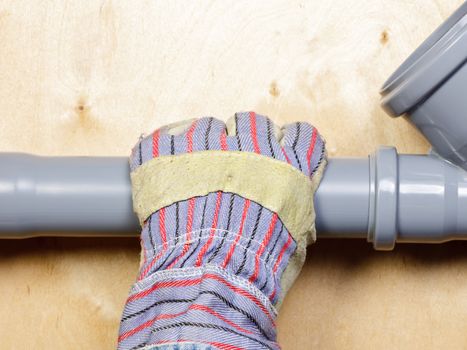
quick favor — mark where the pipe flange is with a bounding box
[368,146,398,250]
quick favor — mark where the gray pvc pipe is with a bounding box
[312,157,369,239]
[1,150,467,250]
[0,153,139,238]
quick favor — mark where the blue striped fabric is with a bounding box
[137,344,215,350]
[119,112,325,350]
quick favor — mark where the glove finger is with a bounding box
[132,117,229,168]
[156,117,228,156]
[226,112,287,160]
[181,116,227,152]
[280,122,325,177]
[151,118,196,157]
[148,118,198,156]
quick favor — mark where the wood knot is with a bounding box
[269,81,280,97]
[380,30,389,45]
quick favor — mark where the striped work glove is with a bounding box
[118,112,326,350]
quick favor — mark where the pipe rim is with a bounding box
[380,2,467,116]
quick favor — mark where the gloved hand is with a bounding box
[118,112,326,350]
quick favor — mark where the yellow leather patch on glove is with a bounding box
[131,150,324,243]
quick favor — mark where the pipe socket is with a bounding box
[315,147,467,250]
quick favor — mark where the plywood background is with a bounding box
[0,1,466,349]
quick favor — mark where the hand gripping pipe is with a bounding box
[0,1,466,251]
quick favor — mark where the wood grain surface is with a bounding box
[0,1,466,349]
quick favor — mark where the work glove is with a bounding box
[118,112,326,350]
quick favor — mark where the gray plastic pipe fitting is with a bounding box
[317,148,467,250]
[381,1,467,170]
